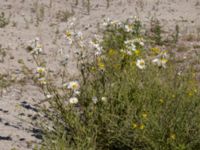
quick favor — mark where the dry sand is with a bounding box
[0,0,200,149]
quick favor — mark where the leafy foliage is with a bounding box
[38,19,200,150]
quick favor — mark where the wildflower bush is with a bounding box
[35,18,200,150]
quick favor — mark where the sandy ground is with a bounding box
[0,0,200,149]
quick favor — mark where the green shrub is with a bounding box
[38,18,200,150]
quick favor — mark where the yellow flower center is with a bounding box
[134,50,140,56]
[142,113,147,119]
[132,123,138,129]
[139,124,145,130]
[66,31,71,37]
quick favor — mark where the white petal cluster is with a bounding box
[152,58,168,68]
[136,59,146,70]
[69,97,78,104]
[124,39,136,54]
[152,51,169,68]
[63,81,80,91]
[27,37,43,55]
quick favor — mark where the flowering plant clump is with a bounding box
[27,37,43,55]
[37,18,200,150]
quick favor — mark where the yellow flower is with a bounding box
[142,113,147,119]
[132,123,138,129]
[139,124,145,130]
[151,47,160,54]
[159,99,164,104]
[170,133,176,140]
[98,62,105,70]
[187,89,197,96]
[108,48,116,56]
[134,49,140,56]
[37,67,45,74]
[188,91,193,96]
[161,58,168,63]
[97,57,105,70]
[65,31,72,38]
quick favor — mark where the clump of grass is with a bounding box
[31,18,200,150]
[0,74,12,89]
[106,0,110,8]
[0,12,9,28]
[31,1,45,26]
[0,44,7,63]
[172,25,179,43]
[56,10,74,22]
[150,19,163,45]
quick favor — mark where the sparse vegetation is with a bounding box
[150,19,163,45]
[172,25,179,43]
[0,12,9,28]
[0,45,6,63]
[0,1,200,149]
[26,18,200,150]
[56,10,74,22]
[0,74,12,90]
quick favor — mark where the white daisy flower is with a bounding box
[101,97,107,103]
[69,97,78,104]
[36,67,45,74]
[124,40,136,51]
[152,58,160,65]
[64,81,80,91]
[139,41,144,46]
[46,94,53,99]
[152,58,167,68]
[125,25,132,32]
[136,59,146,69]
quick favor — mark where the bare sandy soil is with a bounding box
[0,0,200,149]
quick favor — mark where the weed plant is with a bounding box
[0,12,9,28]
[32,18,200,150]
